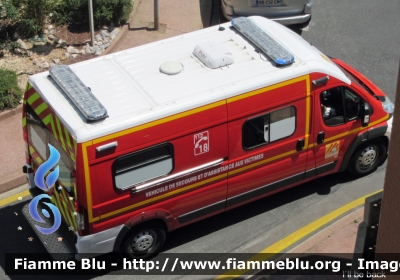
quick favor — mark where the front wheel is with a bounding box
[348,139,387,177]
[121,223,166,260]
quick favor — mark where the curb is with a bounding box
[0,104,22,122]
[288,207,364,254]
[101,0,140,56]
[101,23,129,56]
[0,174,26,195]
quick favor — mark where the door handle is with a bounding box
[296,138,305,151]
[317,131,325,144]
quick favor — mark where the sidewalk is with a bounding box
[0,106,26,194]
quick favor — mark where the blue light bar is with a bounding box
[231,17,295,66]
[49,65,108,122]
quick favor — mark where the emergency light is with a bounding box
[49,65,108,122]
[231,17,295,66]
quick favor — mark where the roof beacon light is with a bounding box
[231,17,294,66]
[49,65,108,122]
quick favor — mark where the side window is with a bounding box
[243,106,296,149]
[344,88,361,121]
[113,144,174,190]
[320,87,362,126]
[320,87,345,126]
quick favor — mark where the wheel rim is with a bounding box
[357,145,377,169]
[131,230,156,252]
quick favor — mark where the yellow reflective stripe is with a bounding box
[42,114,52,125]
[228,149,297,176]
[53,190,68,225]
[27,92,40,105]
[25,83,32,91]
[64,127,73,151]
[61,199,74,228]
[227,75,308,103]
[49,116,58,141]
[34,102,48,115]
[22,117,26,127]
[55,116,66,150]
[60,189,77,229]
[304,75,311,149]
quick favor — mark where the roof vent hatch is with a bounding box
[193,41,234,69]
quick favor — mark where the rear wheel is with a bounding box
[121,223,166,260]
[348,139,386,177]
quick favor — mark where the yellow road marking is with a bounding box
[0,190,31,207]
[216,189,382,279]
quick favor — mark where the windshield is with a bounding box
[26,104,75,195]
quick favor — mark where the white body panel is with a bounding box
[28,16,350,143]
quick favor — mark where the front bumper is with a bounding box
[385,115,393,140]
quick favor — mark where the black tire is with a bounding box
[121,223,166,260]
[348,139,387,177]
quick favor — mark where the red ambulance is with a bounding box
[22,16,393,259]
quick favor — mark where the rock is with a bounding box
[97,41,103,46]
[103,43,110,49]
[32,59,38,65]
[67,46,74,53]
[108,22,115,32]
[48,35,56,40]
[49,29,55,35]
[44,30,49,34]
[47,25,53,30]
[40,62,50,68]
[12,32,20,41]
[110,29,119,40]
[60,42,68,48]
[95,49,102,55]
[55,38,63,44]
[103,38,109,44]
[71,54,78,58]
[52,58,60,64]
[95,34,102,41]
[72,48,80,54]
[64,53,70,58]
[50,63,55,68]
[14,48,22,54]
[80,49,86,55]
[16,39,28,50]
[102,25,108,30]
[85,44,91,53]
[26,50,33,57]
[101,30,110,38]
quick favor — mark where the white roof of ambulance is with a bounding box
[28,16,350,143]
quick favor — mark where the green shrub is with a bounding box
[0,68,23,110]
[53,0,132,26]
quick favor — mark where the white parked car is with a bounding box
[221,0,312,26]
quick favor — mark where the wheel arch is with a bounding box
[339,125,388,172]
[113,210,172,252]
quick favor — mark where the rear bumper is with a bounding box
[221,1,312,25]
[75,224,128,259]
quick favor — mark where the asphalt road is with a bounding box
[1,0,399,279]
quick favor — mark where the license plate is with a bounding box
[257,0,282,6]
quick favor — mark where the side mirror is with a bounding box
[361,102,371,127]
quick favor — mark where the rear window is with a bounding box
[26,105,75,194]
